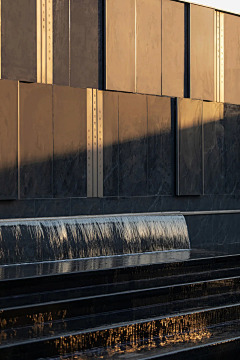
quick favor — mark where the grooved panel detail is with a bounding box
[37,0,53,84]
[215,11,224,103]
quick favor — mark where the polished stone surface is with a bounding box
[19,83,53,198]
[223,104,240,195]
[119,93,148,196]
[177,98,203,195]
[35,198,71,218]
[70,0,99,88]
[103,91,119,197]
[1,0,36,82]
[53,85,87,197]
[105,0,135,92]
[224,13,240,105]
[0,80,18,199]
[203,102,224,194]
[190,4,214,101]
[147,96,173,195]
[136,0,161,95]
[162,0,184,97]
[53,0,70,86]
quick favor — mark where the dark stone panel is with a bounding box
[103,91,119,197]
[0,80,18,199]
[203,102,224,195]
[162,195,212,212]
[162,0,184,98]
[105,0,135,93]
[147,96,173,195]
[212,214,237,245]
[223,104,240,195]
[19,83,53,199]
[190,4,214,101]
[136,0,161,95]
[119,93,147,196]
[177,98,203,196]
[212,195,236,211]
[71,198,104,216]
[0,200,35,219]
[1,0,36,82]
[53,85,87,198]
[103,196,161,215]
[35,199,71,217]
[185,215,213,248]
[224,14,240,105]
[70,0,99,88]
[53,0,69,86]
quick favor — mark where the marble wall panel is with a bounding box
[185,215,213,248]
[0,80,18,199]
[136,0,161,95]
[53,85,87,198]
[105,0,135,92]
[224,14,240,105]
[177,98,203,196]
[147,96,173,195]
[19,83,53,198]
[53,0,69,86]
[223,104,240,195]
[119,93,147,196]
[70,0,99,88]
[103,91,119,197]
[1,0,36,82]
[190,4,214,101]
[203,102,224,194]
[162,0,184,98]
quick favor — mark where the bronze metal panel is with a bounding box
[136,0,161,95]
[224,14,240,105]
[53,85,87,197]
[19,83,53,198]
[97,90,103,198]
[103,91,119,197]
[177,98,203,196]
[0,80,18,199]
[1,0,36,82]
[70,0,99,88]
[119,92,147,196]
[92,89,98,197]
[162,0,184,97]
[106,0,135,93]
[87,89,93,197]
[53,0,69,86]
[190,4,214,101]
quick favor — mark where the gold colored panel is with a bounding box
[106,0,135,92]
[87,88,93,198]
[41,0,46,83]
[37,0,42,83]
[136,0,161,95]
[0,0,1,80]
[97,90,103,198]
[46,0,53,84]
[92,89,98,197]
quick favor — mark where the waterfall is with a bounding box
[0,214,190,264]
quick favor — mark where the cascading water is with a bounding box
[0,214,190,264]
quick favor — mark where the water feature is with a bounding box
[0,214,190,264]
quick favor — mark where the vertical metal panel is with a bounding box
[92,89,98,197]
[37,0,42,83]
[105,0,135,92]
[224,13,240,105]
[190,4,214,101]
[176,98,180,196]
[46,0,53,84]
[0,0,2,79]
[97,90,103,198]
[87,88,93,197]
[162,0,184,97]
[136,0,162,95]
[41,0,46,83]
[220,12,224,103]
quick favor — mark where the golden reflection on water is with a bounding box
[53,315,211,358]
